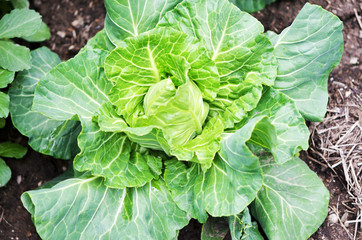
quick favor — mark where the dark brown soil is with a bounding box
[0,0,360,239]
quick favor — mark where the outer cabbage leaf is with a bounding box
[228,208,263,240]
[33,49,112,121]
[160,0,277,126]
[0,8,41,39]
[0,40,31,71]
[9,47,80,159]
[74,118,162,189]
[230,0,276,13]
[200,208,263,240]
[247,88,309,164]
[0,91,9,118]
[22,176,189,240]
[105,27,219,114]
[0,158,11,187]
[22,22,51,42]
[0,118,5,128]
[81,29,115,53]
[104,0,182,42]
[251,157,329,240]
[164,116,278,221]
[271,3,343,121]
[0,68,15,88]
[10,0,30,9]
[0,141,27,158]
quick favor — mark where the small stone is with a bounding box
[328,213,338,224]
[62,166,67,172]
[16,175,22,184]
[57,31,66,38]
[350,57,358,65]
[72,16,84,28]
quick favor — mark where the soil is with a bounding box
[0,0,361,239]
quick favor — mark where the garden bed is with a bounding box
[0,0,360,239]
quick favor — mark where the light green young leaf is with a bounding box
[104,0,182,41]
[137,80,209,147]
[0,141,27,159]
[0,158,11,187]
[251,157,329,240]
[248,87,309,164]
[0,91,9,118]
[9,47,81,159]
[10,0,29,9]
[201,217,229,240]
[0,40,31,71]
[22,177,189,240]
[74,118,162,189]
[271,3,343,121]
[170,116,224,170]
[0,8,41,38]
[160,0,276,124]
[160,0,276,86]
[165,117,272,221]
[209,82,262,129]
[22,22,51,42]
[105,27,219,118]
[229,0,276,13]
[0,68,15,88]
[33,49,112,121]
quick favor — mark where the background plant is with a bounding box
[9,0,343,239]
[0,0,50,187]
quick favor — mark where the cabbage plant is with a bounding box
[10,0,343,239]
[230,0,277,12]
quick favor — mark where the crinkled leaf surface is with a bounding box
[9,47,80,159]
[160,0,276,124]
[104,0,182,42]
[22,176,189,240]
[136,80,209,148]
[248,88,309,164]
[271,3,343,121]
[0,158,11,187]
[0,40,31,71]
[160,0,276,87]
[251,157,329,240]
[0,91,9,118]
[165,116,274,221]
[229,0,276,13]
[74,118,162,188]
[33,49,112,121]
[0,68,15,88]
[170,116,224,170]
[105,27,219,116]
[0,141,27,159]
[0,8,41,39]
[22,22,51,42]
